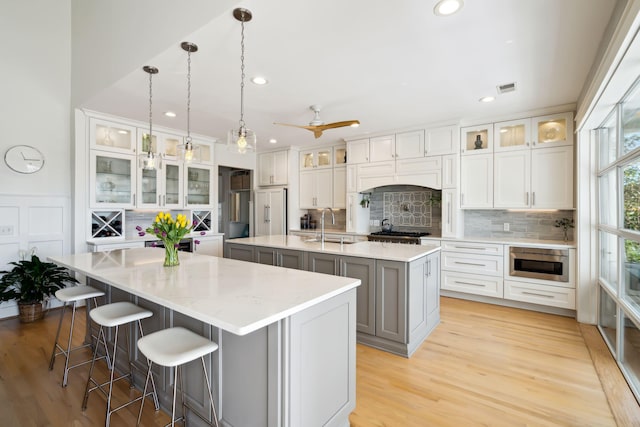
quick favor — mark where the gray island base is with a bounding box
[225,235,441,358]
[49,248,359,427]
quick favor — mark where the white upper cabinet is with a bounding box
[299,169,333,209]
[530,145,574,209]
[300,148,333,170]
[90,151,136,209]
[493,151,531,208]
[494,119,531,152]
[461,124,493,155]
[346,165,357,193]
[425,126,457,156]
[531,112,574,148]
[90,118,136,154]
[369,135,396,162]
[347,138,370,163]
[136,160,184,209]
[333,166,346,209]
[184,165,213,208]
[442,154,457,189]
[334,146,347,166]
[258,150,288,186]
[460,154,493,209]
[395,130,424,159]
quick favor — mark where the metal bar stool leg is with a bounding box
[48,301,68,371]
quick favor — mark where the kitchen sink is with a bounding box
[304,238,355,244]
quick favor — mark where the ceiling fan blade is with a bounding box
[317,120,360,131]
[273,122,316,130]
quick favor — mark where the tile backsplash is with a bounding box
[370,185,442,234]
[464,210,575,241]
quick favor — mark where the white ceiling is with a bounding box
[81,0,617,151]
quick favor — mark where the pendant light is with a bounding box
[139,65,162,170]
[177,41,201,163]
[227,8,256,154]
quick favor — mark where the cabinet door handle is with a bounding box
[460,193,464,205]
[522,291,554,299]
[163,195,166,206]
[454,280,485,287]
[185,196,188,206]
[158,195,161,205]
[447,200,452,225]
[133,193,136,205]
[526,142,530,147]
[532,192,535,206]
[454,261,486,267]
[525,192,529,205]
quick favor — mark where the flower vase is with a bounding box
[164,244,180,267]
[563,229,569,242]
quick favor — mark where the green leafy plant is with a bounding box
[554,218,574,231]
[0,255,79,304]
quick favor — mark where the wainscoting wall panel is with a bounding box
[0,195,71,319]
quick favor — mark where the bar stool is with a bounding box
[137,327,220,427]
[48,285,110,387]
[82,301,159,427]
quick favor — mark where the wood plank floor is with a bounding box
[0,297,637,426]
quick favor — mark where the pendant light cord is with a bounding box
[239,12,246,130]
[186,48,192,143]
[148,70,153,151]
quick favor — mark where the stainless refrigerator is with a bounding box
[254,188,287,236]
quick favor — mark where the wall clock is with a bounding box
[4,145,45,174]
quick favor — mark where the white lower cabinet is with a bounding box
[504,280,575,310]
[442,270,503,298]
[193,235,223,257]
[441,240,575,312]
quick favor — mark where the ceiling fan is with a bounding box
[274,105,360,139]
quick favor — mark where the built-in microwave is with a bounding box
[509,246,569,283]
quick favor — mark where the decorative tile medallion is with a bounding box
[383,191,433,227]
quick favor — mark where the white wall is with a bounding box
[0,0,72,196]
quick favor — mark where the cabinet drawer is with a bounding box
[504,280,575,309]
[441,252,503,276]
[441,240,503,255]
[442,271,503,298]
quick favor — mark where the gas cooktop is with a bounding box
[369,231,431,237]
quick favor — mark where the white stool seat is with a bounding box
[55,285,104,302]
[138,327,219,367]
[89,301,152,327]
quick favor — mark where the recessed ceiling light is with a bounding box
[433,0,464,16]
[269,138,277,144]
[479,96,495,103]
[251,76,268,85]
[164,111,177,118]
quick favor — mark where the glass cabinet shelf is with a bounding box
[90,210,124,238]
[461,125,493,154]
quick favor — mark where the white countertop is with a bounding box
[227,235,441,262]
[49,248,359,336]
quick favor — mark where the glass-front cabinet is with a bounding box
[494,119,531,151]
[90,118,136,154]
[185,166,212,208]
[90,151,136,208]
[531,112,573,148]
[461,124,493,154]
[334,146,347,166]
[136,159,183,209]
[137,129,182,160]
[300,148,332,169]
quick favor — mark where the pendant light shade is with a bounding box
[139,65,162,170]
[177,41,201,163]
[228,8,256,153]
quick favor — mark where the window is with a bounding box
[596,76,640,403]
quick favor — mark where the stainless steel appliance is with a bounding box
[367,231,430,244]
[145,238,193,252]
[509,246,569,282]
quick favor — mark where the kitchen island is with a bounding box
[225,235,441,357]
[49,247,360,427]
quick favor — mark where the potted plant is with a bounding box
[0,254,79,323]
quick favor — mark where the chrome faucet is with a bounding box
[320,208,335,246]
